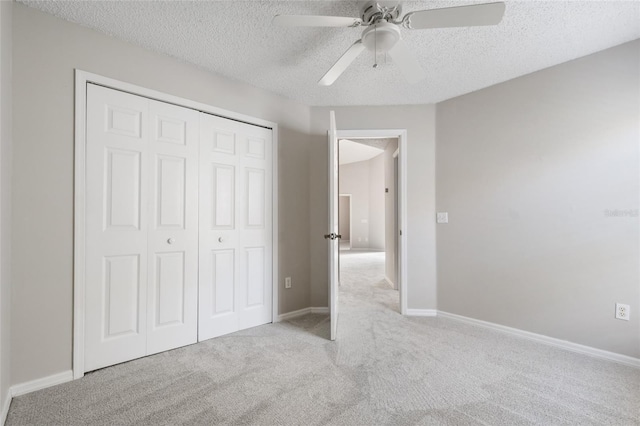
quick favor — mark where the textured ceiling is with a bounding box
[339,139,385,165]
[19,0,640,106]
[343,138,395,151]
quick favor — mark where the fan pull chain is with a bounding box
[373,24,378,69]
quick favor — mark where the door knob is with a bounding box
[167,238,175,244]
[218,237,224,243]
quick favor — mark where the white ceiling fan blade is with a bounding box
[405,2,505,29]
[273,15,362,27]
[388,40,425,84]
[318,40,366,86]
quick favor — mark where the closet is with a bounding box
[84,84,272,372]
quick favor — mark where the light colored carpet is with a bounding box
[7,251,640,425]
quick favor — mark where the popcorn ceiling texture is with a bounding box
[342,138,395,151]
[18,1,640,106]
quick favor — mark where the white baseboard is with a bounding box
[278,307,329,321]
[437,311,640,369]
[383,276,395,289]
[406,309,437,317]
[1,390,10,425]
[11,370,73,397]
[277,307,312,321]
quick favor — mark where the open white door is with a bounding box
[327,111,339,341]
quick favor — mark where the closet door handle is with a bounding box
[167,238,175,244]
[218,237,224,243]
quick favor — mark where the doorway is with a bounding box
[335,132,407,314]
[325,114,408,338]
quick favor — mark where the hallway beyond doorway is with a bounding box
[340,250,398,313]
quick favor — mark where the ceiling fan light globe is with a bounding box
[361,21,401,53]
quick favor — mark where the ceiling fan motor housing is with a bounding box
[361,21,401,53]
[360,1,403,24]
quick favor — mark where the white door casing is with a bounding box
[198,113,273,341]
[85,84,199,371]
[393,153,400,289]
[328,111,339,341]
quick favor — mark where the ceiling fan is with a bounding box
[273,1,506,86]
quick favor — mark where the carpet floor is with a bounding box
[6,251,640,425]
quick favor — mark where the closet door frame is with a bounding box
[73,70,279,380]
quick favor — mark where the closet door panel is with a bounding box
[86,86,200,370]
[237,126,272,331]
[85,83,271,370]
[199,115,241,340]
[146,99,199,356]
[199,114,272,340]
[85,84,149,372]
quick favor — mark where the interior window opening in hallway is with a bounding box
[338,137,400,313]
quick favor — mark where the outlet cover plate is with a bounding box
[615,303,630,320]
[437,212,449,224]
[285,277,292,289]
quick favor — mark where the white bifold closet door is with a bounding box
[198,114,273,341]
[85,84,199,372]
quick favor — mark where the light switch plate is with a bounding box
[437,212,449,224]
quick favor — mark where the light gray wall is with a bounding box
[436,40,640,358]
[368,153,385,250]
[11,4,312,385]
[384,139,398,286]
[0,0,12,414]
[338,196,350,241]
[339,160,370,249]
[310,106,437,310]
[339,155,385,250]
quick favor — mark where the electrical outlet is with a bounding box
[285,277,292,289]
[436,212,449,224]
[615,303,630,321]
